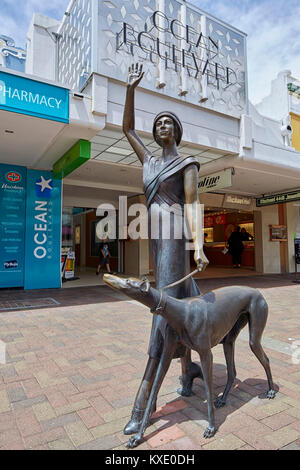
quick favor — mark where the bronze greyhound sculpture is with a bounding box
[104,274,276,448]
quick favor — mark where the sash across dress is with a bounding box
[143,153,201,358]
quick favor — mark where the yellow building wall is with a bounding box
[291,112,300,151]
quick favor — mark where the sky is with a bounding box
[1,0,300,104]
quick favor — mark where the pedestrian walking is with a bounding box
[96,237,111,275]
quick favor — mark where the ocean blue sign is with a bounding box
[0,164,27,288]
[24,170,62,290]
[0,70,69,123]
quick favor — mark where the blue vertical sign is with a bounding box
[24,170,62,290]
[0,164,27,287]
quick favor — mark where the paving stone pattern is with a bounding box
[0,274,299,450]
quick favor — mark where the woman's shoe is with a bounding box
[124,402,157,435]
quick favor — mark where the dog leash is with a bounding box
[150,264,202,313]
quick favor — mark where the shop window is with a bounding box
[62,208,73,248]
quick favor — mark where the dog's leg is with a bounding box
[249,299,276,399]
[199,350,216,438]
[124,357,158,435]
[178,348,203,397]
[249,334,276,399]
[215,338,236,408]
[126,327,177,449]
[215,314,248,408]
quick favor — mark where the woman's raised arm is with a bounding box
[123,63,150,164]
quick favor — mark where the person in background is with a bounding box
[96,237,111,275]
[228,226,244,268]
[241,227,254,241]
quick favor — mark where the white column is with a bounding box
[156,0,166,89]
[179,2,188,96]
[199,15,208,102]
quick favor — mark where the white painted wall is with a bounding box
[26,14,59,81]
[259,205,281,273]
[255,70,290,122]
[105,80,240,154]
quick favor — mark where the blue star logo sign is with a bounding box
[35,176,53,198]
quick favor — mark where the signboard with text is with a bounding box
[24,170,62,290]
[0,70,69,123]
[256,190,300,207]
[198,169,232,193]
[58,0,247,118]
[0,164,27,288]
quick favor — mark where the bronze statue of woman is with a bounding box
[122,63,209,435]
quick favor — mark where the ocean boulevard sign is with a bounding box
[256,190,300,207]
[96,0,247,118]
[24,170,62,290]
[118,13,236,86]
[0,70,69,123]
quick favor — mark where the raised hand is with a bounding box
[127,63,144,89]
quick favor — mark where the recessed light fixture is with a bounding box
[5,130,14,134]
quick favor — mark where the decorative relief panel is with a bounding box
[97,0,247,118]
[58,0,92,90]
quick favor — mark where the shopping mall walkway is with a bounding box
[0,273,299,450]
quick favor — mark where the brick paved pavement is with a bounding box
[0,274,299,450]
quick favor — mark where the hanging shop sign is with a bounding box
[224,194,253,210]
[95,0,247,118]
[24,170,62,290]
[0,70,69,123]
[256,190,300,207]
[198,169,232,194]
[53,140,91,180]
[0,164,27,288]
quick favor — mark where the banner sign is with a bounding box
[0,164,27,287]
[0,70,69,123]
[256,190,300,207]
[198,169,232,193]
[64,251,75,280]
[24,170,62,290]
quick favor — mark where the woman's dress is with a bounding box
[143,153,200,358]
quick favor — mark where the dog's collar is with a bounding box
[150,290,167,314]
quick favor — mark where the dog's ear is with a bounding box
[140,278,150,293]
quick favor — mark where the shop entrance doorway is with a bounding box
[61,207,121,287]
[199,207,256,273]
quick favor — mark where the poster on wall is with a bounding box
[24,170,62,290]
[0,164,27,288]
